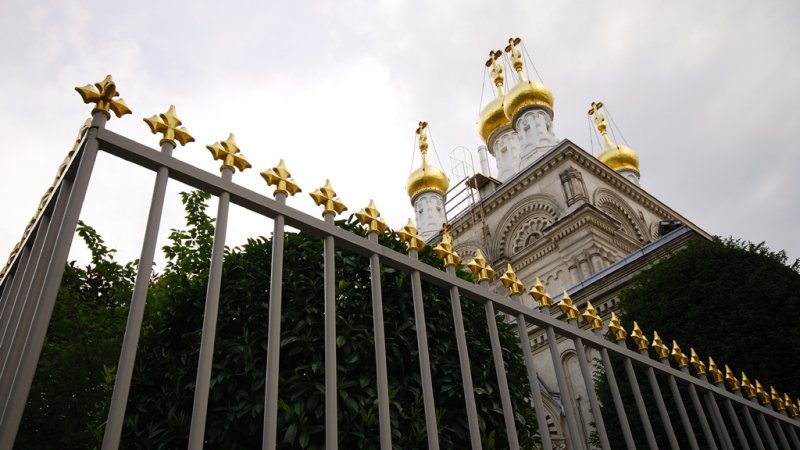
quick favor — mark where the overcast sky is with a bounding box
[1,0,799,270]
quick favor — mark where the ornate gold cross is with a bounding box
[557,291,579,321]
[499,264,525,295]
[608,312,628,341]
[466,249,495,283]
[261,159,301,197]
[689,348,706,374]
[355,200,388,234]
[588,101,608,134]
[416,121,429,154]
[396,219,425,251]
[144,105,194,147]
[485,50,505,90]
[310,179,346,216]
[504,37,524,77]
[671,341,688,368]
[75,75,132,118]
[206,134,251,172]
[581,301,603,330]
[630,322,649,350]
[433,224,460,267]
[651,331,669,359]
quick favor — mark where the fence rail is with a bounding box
[0,83,798,449]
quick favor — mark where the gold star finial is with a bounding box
[770,387,785,411]
[707,357,723,383]
[206,133,251,172]
[433,224,460,267]
[581,301,603,330]
[755,380,769,405]
[557,291,579,321]
[355,200,389,235]
[466,249,495,283]
[416,121,429,155]
[499,264,525,295]
[724,365,740,391]
[528,277,552,307]
[144,105,194,147]
[608,312,628,341]
[75,75,132,119]
[689,348,706,375]
[396,219,425,251]
[261,159,301,197]
[630,322,649,351]
[651,332,669,359]
[309,179,347,216]
[504,37,524,79]
[740,372,756,398]
[671,341,688,368]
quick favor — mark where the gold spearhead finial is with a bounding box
[416,121,429,155]
[499,263,525,295]
[784,394,798,417]
[770,387,785,411]
[396,218,425,251]
[261,159,301,197]
[528,277,552,307]
[485,49,505,94]
[689,348,706,375]
[557,291,579,321]
[433,224,460,267]
[724,365,740,391]
[630,322,649,351]
[309,179,347,216]
[740,372,756,398]
[355,200,389,235]
[75,75,132,118]
[608,312,628,341]
[206,134,251,172]
[755,380,769,405]
[671,341,688,368]
[581,301,603,330]
[504,37,524,79]
[466,249,495,283]
[144,105,194,146]
[651,332,669,359]
[707,357,723,383]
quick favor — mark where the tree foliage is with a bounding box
[596,236,800,448]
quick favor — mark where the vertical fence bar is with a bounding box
[408,249,439,450]
[661,360,700,450]
[681,367,719,450]
[739,401,766,450]
[571,332,610,450]
[516,315,553,450]
[188,167,233,450]
[593,329,635,450]
[703,382,735,450]
[445,265,482,450]
[638,349,680,450]
[619,344,660,449]
[787,421,800,448]
[719,394,750,449]
[323,212,338,450]
[755,411,779,450]
[542,321,582,448]
[771,418,791,450]
[262,191,287,450]
[102,140,175,450]
[367,232,392,450]
[0,247,29,337]
[0,112,106,447]
[486,293,519,450]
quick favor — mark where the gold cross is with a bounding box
[499,264,525,295]
[310,179,346,216]
[485,50,505,90]
[144,105,194,147]
[588,101,608,134]
[433,224,460,267]
[206,133,251,172]
[557,291,579,321]
[75,75,132,119]
[504,37,524,76]
[581,301,603,330]
[651,331,669,359]
[355,200,388,235]
[396,219,425,251]
[261,159,301,197]
[466,249,495,283]
[529,277,552,307]
[416,121,429,155]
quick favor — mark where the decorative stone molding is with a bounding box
[593,188,647,243]
[492,194,560,260]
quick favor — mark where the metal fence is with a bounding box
[0,77,798,449]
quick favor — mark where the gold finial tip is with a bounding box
[310,179,346,216]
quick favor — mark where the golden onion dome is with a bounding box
[589,101,640,175]
[478,49,511,143]
[501,37,554,123]
[503,80,554,123]
[407,121,449,202]
[597,138,640,174]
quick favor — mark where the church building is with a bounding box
[405,37,710,449]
